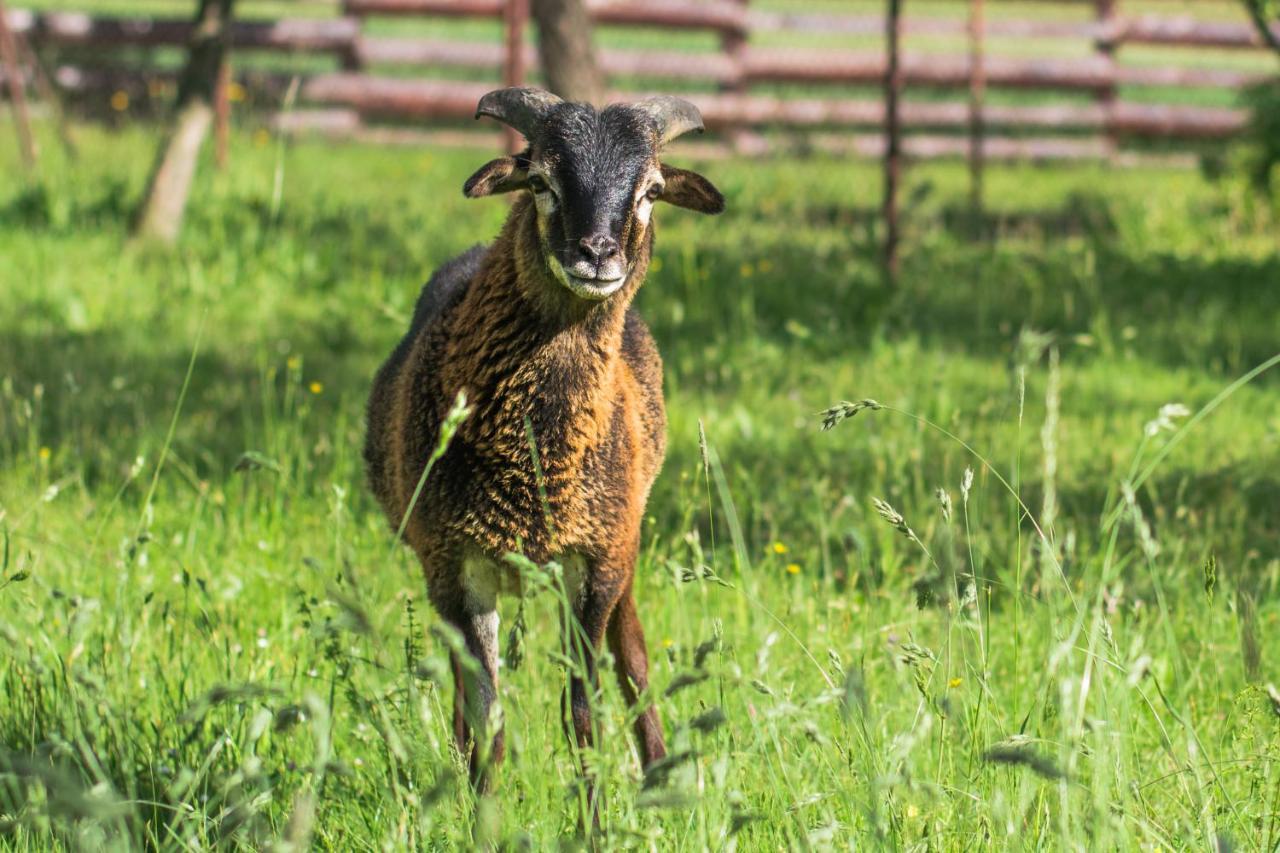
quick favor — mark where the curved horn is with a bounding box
[475,87,563,140]
[632,96,705,146]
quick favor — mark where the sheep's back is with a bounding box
[364,244,488,521]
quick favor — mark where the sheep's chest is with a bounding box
[428,393,629,560]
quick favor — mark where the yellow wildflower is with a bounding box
[786,563,800,575]
[309,381,323,395]
[771,541,788,555]
[948,677,962,688]
[38,446,51,462]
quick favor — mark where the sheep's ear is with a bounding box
[658,164,724,215]
[464,156,529,198]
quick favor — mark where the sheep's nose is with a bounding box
[578,234,619,264]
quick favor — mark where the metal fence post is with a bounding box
[1094,0,1118,161]
[968,0,985,213]
[883,0,902,280]
[721,0,749,153]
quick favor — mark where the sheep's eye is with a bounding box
[645,183,664,201]
[528,175,549,194]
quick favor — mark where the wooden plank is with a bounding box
[344,0,748,34]
[301,74,487,116]
[357,36,737,81]
[749,11,1100,40]
[592,0,748,36]
[1118,64,1271,88]
[746,49,1117,92]
[739,9,1280,50]
[271,107,361,134]
[1122,15,1280,49]
[343,0,503,17]
[1109,101,1245,137]
[14,12,358,53]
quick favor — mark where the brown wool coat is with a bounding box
[364,196,665,591]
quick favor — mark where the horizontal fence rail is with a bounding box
[3,1,1277,163]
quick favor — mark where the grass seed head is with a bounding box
[983,741,1066,780]
[1144,402,1191,437]
[1121,482,1160,560]
[1203,553,1217,600]
[687,707,727,734]
[872,497,920,545]
[819,399,882,431]
[936,488,953,523]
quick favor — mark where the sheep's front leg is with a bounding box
[561,550,633,825]
[431,564,504,793]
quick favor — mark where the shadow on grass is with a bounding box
[0,324,372,492]
[655,189,1278,378]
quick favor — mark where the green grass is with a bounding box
[1,121,1279,849]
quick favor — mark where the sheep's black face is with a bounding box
[465,90,725,302]
[527,104,659,299]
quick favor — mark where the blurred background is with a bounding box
[3,0,1280,245]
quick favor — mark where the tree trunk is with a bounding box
[132,0,234,243]
[531,0,604,104]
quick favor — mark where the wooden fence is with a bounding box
[3,0,1279,163]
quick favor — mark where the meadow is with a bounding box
[1,122,1279,849]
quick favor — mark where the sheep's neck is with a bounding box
[440,199,648,468]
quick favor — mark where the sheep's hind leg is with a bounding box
[607,587,666,768]
[433,562,504,793]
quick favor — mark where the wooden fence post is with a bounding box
[340,0,362,71]
[503,0,528,153]
[883,0,902,280]
[720,0,749,153]
[0,0,37,172]
[968,0,985,213]
[214,54,230,169]
[1094,0,1118,161]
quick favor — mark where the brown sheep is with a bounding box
[363,87,724,799]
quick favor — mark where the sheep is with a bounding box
[363,87,724,796]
